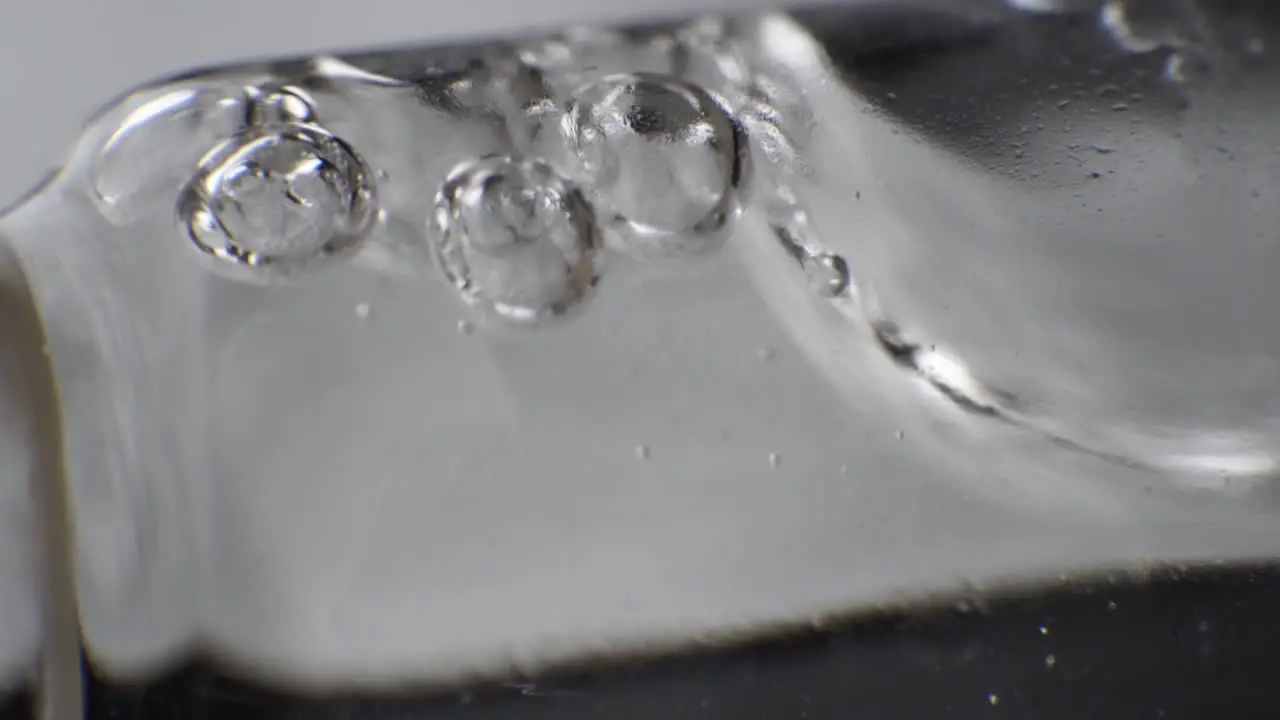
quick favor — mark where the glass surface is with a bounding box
[1,0,1279,711]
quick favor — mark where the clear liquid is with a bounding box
[793,0,1280,477]
[2,0,1280,706]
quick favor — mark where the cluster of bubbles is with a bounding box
[418,30,755,321]
[87,18,861,326]
[91,82,379,283]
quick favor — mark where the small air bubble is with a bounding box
[429,155,601,325]
[177,123,378,283]
[802,251,851,298]
[895,430,905,440]
[354,303,371,319]
[988,693,1000,706]
[563,73,749,259]
[1107,600,1118,611]
[246,84,317,126]
[1099,0,1162,53]
[1165,51,1211,84]
[768,452,781,468]
[635,444,651,460]
[1045,654,1057,669]
[456,319,473,335]
[1039,625,1049,635]
[758,346,776,362]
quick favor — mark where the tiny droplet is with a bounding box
[768,452,781,468]
[635,444,651,460]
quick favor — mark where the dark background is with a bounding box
[58,564,1280,720]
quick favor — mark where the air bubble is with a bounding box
[802,251,850,298]
[177,122,378,283]
[673,18,813,222]
[1099,0,1190,54]
[1164,51,1213,84]
[246,84,318,126]
[519,27,677,97]
[91,86,246,224]
[563,73,749,259]
[520,27,630,77]
[1100,1,1161,53]
[429,155,601,325]
[774,210,853,300]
